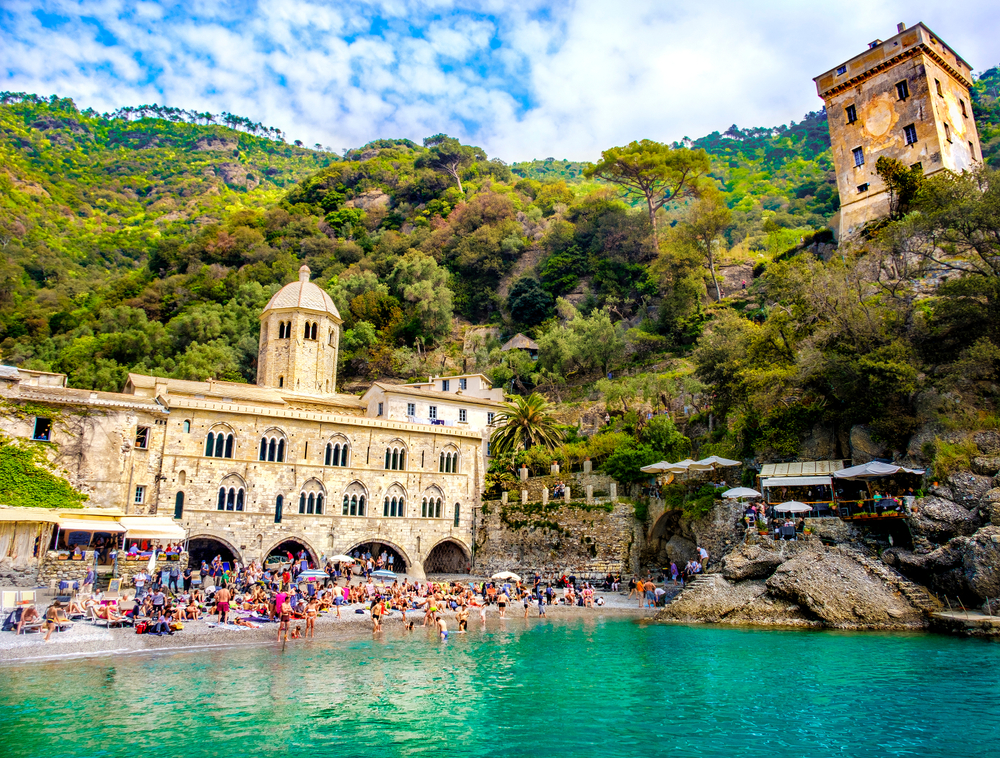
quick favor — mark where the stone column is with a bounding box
[501,491,508,504]
[586,485,593,504]
[564,487,571,503]
[551,463,560,475]
[542,487,549,505]
[610,482,617,501]
[583,460,592,474]
[519,466,529,482]
[521,490,529,505]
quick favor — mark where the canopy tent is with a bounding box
[639,461,677,474]
[695,456,741,469]
[0,508,61,523]
[774,501,812,512]
[58,518,125,533]
[722,487,762,499]
[760,476,833,489]
[118,516,186,540]
[833,462,925,480]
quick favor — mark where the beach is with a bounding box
[0,578,658,664]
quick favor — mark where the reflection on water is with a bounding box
[3,619,999,758]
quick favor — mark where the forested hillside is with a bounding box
[1,66,999,481]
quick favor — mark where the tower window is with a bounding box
[278,322,286,339]
[310,323,317,340]
[970,142,976,160]
[903,124,917,145]
[836,65,847,75]
[852,147,865,167]
[895,80,909,100]
[944,123,951,143]
[960,99,968,118]
[857,183,869,193]
[278,376,284,388]
[845,104,857,124]
[935,79,943,96]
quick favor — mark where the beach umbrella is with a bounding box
[492,571,522,582]
[146,548,157,574]
[328,554,357,563]
[775,501,812,512]
[639,461,675,474]
[722,487,762,499]
[296,570,329,583]
[695,455,742,469]
[371,569,397,580]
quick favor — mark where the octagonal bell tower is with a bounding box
[257,265,342,394]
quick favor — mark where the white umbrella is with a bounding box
[146,548,158,574]
[775,501,812,512]
[639,461,675,474]
[723,487,762,499]
[696,455,741,469]
[492,571,522,582]
[328,554,357,563]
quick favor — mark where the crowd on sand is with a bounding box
[4,546,711,646]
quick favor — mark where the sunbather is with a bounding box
[17,604,40,635]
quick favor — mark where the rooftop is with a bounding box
[262,265,341,320]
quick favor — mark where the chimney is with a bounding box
[897,22,906,33]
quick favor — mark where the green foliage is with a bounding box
[662,483,718,519]
[0,436,87,508]
[875,156,923,219]
[489,393,566,455]
[507,278,552,326]
[928,437,980,478]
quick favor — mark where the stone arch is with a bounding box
[647,510,696,568]
[383,439,408,471]
[344,538,411,573]
[438,443,460,474]
[264,536,320,566]
[186,532,243,567]
[205,423,236,459]
[423,538,471,575]
[324,433,351,467]
[216,473,247,512]
[258,426,288,463]
[380,482,407,518]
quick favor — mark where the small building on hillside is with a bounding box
[814,22,983,238]
[501,333,539,360]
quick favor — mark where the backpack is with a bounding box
[135,621,148,634]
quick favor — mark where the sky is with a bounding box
[1,1,997,162]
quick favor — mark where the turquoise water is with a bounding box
[3,620,999,758]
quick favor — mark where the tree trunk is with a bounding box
[708,250,723,301]
[646,197,659,245]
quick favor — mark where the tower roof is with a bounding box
[262,265,341,319]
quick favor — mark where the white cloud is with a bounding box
[1,0,998,161]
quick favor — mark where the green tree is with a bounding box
[416,134,487,194]
[585,140,710,243]
[507,277,552,326]
[390,251,454,342]
[669,188,732,301]
[875,156,923,219]
[489,393,565,455]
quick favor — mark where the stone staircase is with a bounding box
[837,546,942,615]
[667,573,726,605]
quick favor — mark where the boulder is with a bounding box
[766,550,922,628]
[946,472,993,507]
[972,456,1000,476]
[973,430,1000,455]
[982,490,1000,527]
[909,496,980,542]
[657,578,772,623]
[663,534,697,564]
[800,424,837,460]
[886,527,1000,602]
[720,544,786,581]
[849,425,888,464]
[955,526,1000,601]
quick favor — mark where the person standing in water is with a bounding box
[277,596,292,642]
[435,613,448,641]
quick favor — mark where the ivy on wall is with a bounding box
[0,436,87,509]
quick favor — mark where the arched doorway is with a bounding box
[424,539,470,575]
[646,511,696,570]
[347,540,408,573]
[266,539,318,568]
[187,536,239,568]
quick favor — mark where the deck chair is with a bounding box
[780,525,797,541]
[1,590,17,613]
[52,608,75,631]
[18,590,36,605]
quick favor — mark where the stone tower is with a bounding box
[257,265,342,394]
[814,22,982,238]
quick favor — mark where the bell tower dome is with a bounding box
[257,265,342,394]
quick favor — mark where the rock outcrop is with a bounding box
[849,425,888,464]
[909,496,980,542]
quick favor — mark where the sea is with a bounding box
[2,618,998,757]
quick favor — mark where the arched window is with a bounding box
[218,475,245,512]
[422,497,428,518]
[299,479,326,516]
[207,429,234,459]
[174,491,184,519]
[382,485,406,518]
[316,493,324,515]
[384,444,406,471]
[307,493,316,514]
[454,503,460,527]
[268,438,276,461]
[326,443,332,466]
[279,376,284,388]
[205,432,215,457]
[303,321,311,340]
[217,487,225,510]
[259,432,287,463]
[182,420,190,433]
[299,493,306,514]
[435,498,442,518]
[342,482,367,517]
[224,434,234,458]
[277,439,285,462]
[275,495,283,524]
[236,489,244,511]
[325,440,349,467]
[328,330,335,346]
[439,449,459,473]
[278,322,285,339]
[259,438,267,461]
[310,323,318,340]
[226,488,235,510]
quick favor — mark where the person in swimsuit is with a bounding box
[435,614,447,641]
[457,607,469,631]
[215,587,231,623]
[497,592,507,618]
[278,598,292,642]
[372,598,386,633]
[305,598,318,639]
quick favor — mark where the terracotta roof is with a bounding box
[501,333,539,351]
[367,382,503,407]
[262,265,341,319]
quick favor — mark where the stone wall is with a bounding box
[37,552,93,588]
[116,554,190,588]
[510,470,614,502]
[473,498,640,580]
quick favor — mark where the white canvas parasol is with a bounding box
[774,501,812,512]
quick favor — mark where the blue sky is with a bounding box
[2,1,997,161]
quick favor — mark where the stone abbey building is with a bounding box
[0,266,504,578]
[814,22,983,237]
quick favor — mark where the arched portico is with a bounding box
[263,536,320,567]
[423,538,471,575]
[186,532,243,568]
[344,538,414,576]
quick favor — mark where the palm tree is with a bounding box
[489,393,564,455]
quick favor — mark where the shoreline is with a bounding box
[1,596,656,665]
